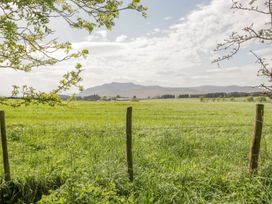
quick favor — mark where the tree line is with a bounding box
[63,92,265,101]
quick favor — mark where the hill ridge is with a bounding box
[79,82,261,98]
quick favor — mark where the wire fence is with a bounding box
[0,103,272,181]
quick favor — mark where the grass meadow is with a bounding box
[1,99,272,203]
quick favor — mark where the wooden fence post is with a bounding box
[0,111,11,181]
[126,107,133,181]
[249,104,264,173]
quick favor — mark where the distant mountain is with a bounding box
[79,82,262,98]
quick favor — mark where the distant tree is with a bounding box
[131,96,139,102]
[0,0,146,107]
[160,94,175,99]
[256,96,267,102]
[102,96,109,101]
[84,94,101,101]
[76,96,83,101]
[200,97,205,102]
[227,92,250,98]
[178,94,190,98]
[214,0,272,95]
[205,92,225,98]
[246,96,255,102]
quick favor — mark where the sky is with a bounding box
[0,0,270,95]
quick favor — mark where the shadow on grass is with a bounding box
[0,176,64,204]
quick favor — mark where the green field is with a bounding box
[1,99,272,203]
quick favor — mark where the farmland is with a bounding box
[1,99,272,203]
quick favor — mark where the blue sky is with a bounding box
[52,0,212,42]
[0,0,269,95]
[109,0,212,39]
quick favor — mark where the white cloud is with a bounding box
[115,35,128,42]
[96,30,107,39]
[255,47,271,58]
[86,30,108,41]
[163,16,173,20]
[0,0,269,95]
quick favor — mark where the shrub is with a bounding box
[256,96,267,103]
[246,96,254,102]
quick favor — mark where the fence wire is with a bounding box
[1,104,272,179]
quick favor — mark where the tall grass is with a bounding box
[0,100,271,203]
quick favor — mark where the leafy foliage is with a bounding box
[0,0,146,107]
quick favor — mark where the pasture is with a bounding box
[1,99,272,203]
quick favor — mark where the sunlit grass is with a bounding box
[0,99,272,203]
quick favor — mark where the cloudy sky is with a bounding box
[0,0,270,95]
